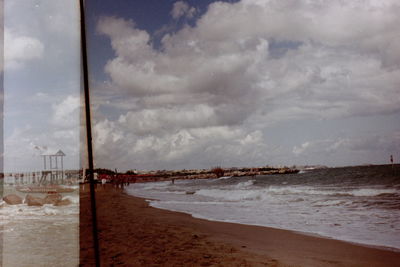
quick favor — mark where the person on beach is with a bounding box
[113,169,120,189]
[391,155,395,172]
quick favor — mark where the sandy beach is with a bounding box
[80,184,400,266]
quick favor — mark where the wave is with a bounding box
[151,200,225,206]
[139,181,171,190]
[217,176,233,180]
[312,199,348,207]
[233,180,254,189]
[195,188,268,202]
[192,186,399,202]
[0,201,79,217]
[350,188,398,197]
[63,195,80,204]
[266,186,398,197]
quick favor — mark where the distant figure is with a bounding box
[390,155,394,170]
[171,178,175,185]
[120,176,124,189]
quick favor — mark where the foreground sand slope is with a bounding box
[80,185,400,266]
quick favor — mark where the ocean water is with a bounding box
[0,185,79,267]
[126,165,400,250]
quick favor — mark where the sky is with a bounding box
[87,0,400,171]
[3,0,400,172]
[3,0,81,172]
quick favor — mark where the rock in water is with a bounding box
[44,193,62,205]
[3,194,23,205]
[55,198,72,206]
[25,194,45,206]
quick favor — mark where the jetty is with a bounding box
[91,166,300,184]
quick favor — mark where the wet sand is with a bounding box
[80,184,400,266]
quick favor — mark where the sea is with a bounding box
[0,176,79,267]
[126,164,400,251]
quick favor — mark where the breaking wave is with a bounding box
[193,186,399,202]
[195,188,268,201]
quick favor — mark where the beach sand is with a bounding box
[80,184,400,266]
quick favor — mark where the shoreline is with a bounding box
[171,208,400,253]
[150,201,400,253]
[80,184,400,266]
[133,182,400,253]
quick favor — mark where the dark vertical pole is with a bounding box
[79,0,100,266]
[61,156,64,181]
[0,0,4,259]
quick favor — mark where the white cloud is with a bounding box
[293,141,310,156]
[4,29,44,70]
[171,1,197,19]
[51,95,80,128]
[4,122,80,172]
[93,0,400,169]
[291,132,400,165]
[118,104,217,136]
[326,134,400,154]
[93,114,270,170]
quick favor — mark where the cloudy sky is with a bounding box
[3,0,400,172]
[86,0,400,171]
[3,0,81,172]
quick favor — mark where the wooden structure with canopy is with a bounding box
[39,149,66,184]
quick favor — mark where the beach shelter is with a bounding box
[40,149,66,184]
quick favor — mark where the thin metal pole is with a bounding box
[79,0,100,266]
